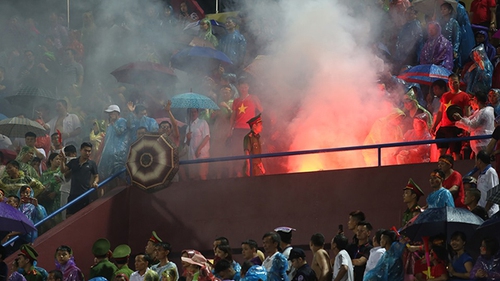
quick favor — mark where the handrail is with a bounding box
[179,134,492,165]
[2,168,126,247]
[3,134,491,247]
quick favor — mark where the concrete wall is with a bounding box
[7,159,475,275]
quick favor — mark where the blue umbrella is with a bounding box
[171,92,219,110]
[0,202,37,233]
[171,46,233,73]
[397,64,452,86]
[400,206,484,242]
[0,113,7,121]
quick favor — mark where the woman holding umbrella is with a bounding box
[470,237,500,280]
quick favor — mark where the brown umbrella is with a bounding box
[126,134,179,192]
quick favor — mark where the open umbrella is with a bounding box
[111,61,178,85]
[397,64,452,86]
[486,184,500,205]
[171,92,219,110]
[0,117,47,138]
[468,212,500,257]
[400,206,484,242]
[170,46,233,73]
[126,134,179,192]
[0,202,37,233]
[412,0,457,16]
[5,86,58,118]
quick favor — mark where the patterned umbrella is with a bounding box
[397,64,452,86]
[126,134,179,192]
[0,202,37,233]
[171,92,219,110]
[0,117,47,138]
[171,46,233,73]
[400,206,484,242]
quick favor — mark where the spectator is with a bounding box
[474,30,496,62]
[447,231,473,280]
[54,245,84,281]
[431,74,470,160]
[0,160,45,198]
[151,243,178,280]
[331,233,354,281]
[198,18,218,47]
[15,146,40,179]
[126,103,159,142]
[39,153,63,220]
[309,233,332,281]
[440,3,461,69]
[464,187,489,219]
[396,114,432,165]
[185,108,210,180]
[218,17,246,69]
[364,230,404,281]
[215,244,241,274]
[428,79,448,117]
[346,221,372,281]
[454,91,494,154]
[437,155,466,208]
[470,237,500,280]
[470,0,497,29]
[241,240,262,266]
[47,100,82,146]
[463,44,493,95]
[420,22,454,71]
[99,105,129,180]
[476,150,500,217]
[427,169,455,208]
[214,259,240,281]
[394,7,423,68]
[130,254,159,281]
[59,49,83,102]
[261,232,288,281]
[60,142,98,216]
[364,229,386,276]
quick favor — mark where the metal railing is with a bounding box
[3,134,490,247]
[2,168,126,247]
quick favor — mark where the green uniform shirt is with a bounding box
[402,204,420,226]
[243,131,263,176]
[115,264,134,278]
[90,259,118,281]
[23,266,44,281]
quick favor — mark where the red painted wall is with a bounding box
[6,160,475,276]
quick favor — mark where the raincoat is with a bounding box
[127,114,159,143]
[55,257,85,281]
[218,30,246,68]
[267,252,289,281]
[16,146,41,180]
[39,167,63,215]
[395,19,423,66]
[199,18,218,47]
[0,170,45,198]
[98,118,129,179]
[464,44,493,95]
[475,30,496,62]
[455,3,475,66]
[420,22,454,71]
[363,242,404,281]
[440,17,461,67]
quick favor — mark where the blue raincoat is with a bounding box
[363,242,405,281]
[218,30,246,68]
[127,113,159,142]
[267,253,289,281]
[455,3,475,66]
[395,19,423,67]
[464,44,493,95]
[98,118,129,179]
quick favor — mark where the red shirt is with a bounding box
[440,91,470,127]
[471,0,496,24]
[232,95,261,129]
[429,263,447,280]
[443,170,466,208]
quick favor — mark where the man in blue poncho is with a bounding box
[262,232,289,281]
